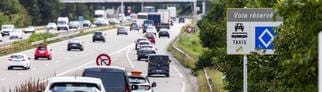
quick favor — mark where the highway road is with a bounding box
[0,22,198,92]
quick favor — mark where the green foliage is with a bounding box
[0,0,31,27]
[197,0,319,91]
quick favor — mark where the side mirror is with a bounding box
[169,60,172,63]
[131,85,138,90]
[152,82,157,87]
[145,60,149,62]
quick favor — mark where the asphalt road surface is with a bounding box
[0,22,198,92]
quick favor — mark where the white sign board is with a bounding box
[227,8,282,55]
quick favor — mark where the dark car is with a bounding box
[137,48,156,61]
[135,38,148,50]
[145,33,156,44]
[147,54,171,77]
[156,23,170,32]
[130,23,139,31]
[158,28,170,38]
[82,66,131,92]
[143,20,154,33]
[179,17,185,23]
[117,27,128,35]
[92,32,106,42]
[67,39,84,51]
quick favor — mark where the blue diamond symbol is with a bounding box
[258,28,274,48]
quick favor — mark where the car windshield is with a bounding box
[140,42,150,45]
[10,55,24,59]
[131,24,138,27]
[49,82,101,92]
[118,28,126,31]
[58,21,66,24]
[83,71,126,91]
[160,29,168,32]
[128,76,147,84]
[37,47,47,50]
[145,34,154,39]
[147,26,154,29]
[94,32,102,35]
[144,20,154,25]
[149,56,169,61]
[140,50,155,53]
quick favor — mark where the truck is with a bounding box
[57,17,69,31]
[167,7,177,23]
[148,13,161,26]
[94,10,107,19]
[147,13,162,31]
[157,9,171,31]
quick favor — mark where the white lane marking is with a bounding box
[1,77,6,81]
[18,72,22,75]
[181,81,185,92]
[173,65,183,78]
[40,44,133,83]
[126,46,134,68]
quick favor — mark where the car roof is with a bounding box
[148,54,169,57]
[48,76,102,84]
[84,66,126,71]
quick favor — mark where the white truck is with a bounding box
[94,10,107,19]
[57,17,69,31]
[158,9,171,25]
[167,7,177,22]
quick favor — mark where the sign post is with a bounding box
[96,53,111,66]
[319,32,322,92]
[227,8,282,92]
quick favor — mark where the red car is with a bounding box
[145,33,156,44]
[34,45,52,60]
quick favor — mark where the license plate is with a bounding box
[14,60,20,62]
[40,51,45,54]
[156,70,162,72]
[72,44,77,46]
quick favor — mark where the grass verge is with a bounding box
[167,24,226,92]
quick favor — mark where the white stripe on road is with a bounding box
[126,46,134,68]
[173,65,183,78]
[181,81,185,92]
[1,77,6,81]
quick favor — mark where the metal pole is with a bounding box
[121,0,124,15]
[243,54,248,92]
[319,32,322,92]
[202,1,206,15]
[141,2,144,12]
[193,0,197,32]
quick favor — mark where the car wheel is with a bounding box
[34,57,38,60]
[166,74,170,77]
[148,73,152,77]
[24,66,28,70]
[168,36,170,38]
[137,57,141,61]
[7,67,11,70]
[48,56,52,60]
[80,48,84,51]
[103,40,106,43]
[93,40,95,42]
[67,48,71,51]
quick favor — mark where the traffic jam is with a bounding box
[2,6,185,92]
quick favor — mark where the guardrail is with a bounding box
[172,37,214,92]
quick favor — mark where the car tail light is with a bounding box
[125,84,130,92]
[139,85,151,90]
[22,59,26,61]
[8,59,12,61]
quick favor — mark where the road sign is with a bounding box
[96,53,111,66]
[255,26,275,49]
[227,8,282,55]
